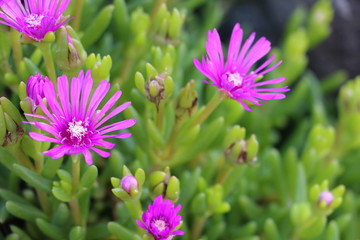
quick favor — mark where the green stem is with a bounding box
[162,124,179,160]
[69,200,82,226]
[216,162,233,184]
[9,29,23,71]
[33,146,49,214]
[156,101,165,130]
[72,154,80,194]
[191,214,209,240]
[125,200,143,233]
[72,0,85,31]
[7,143,35,171]
[290,216,319,240]
[34,156,44,174]
[191,91,224,127]
[125,200,143,221]
[70,154,82,226]
[37,43,56,82]
[36,189,49,214]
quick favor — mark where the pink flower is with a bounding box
[136,195,184,240]
[0,0,71,41]
[194,23,290,111]
[25,70,136,165]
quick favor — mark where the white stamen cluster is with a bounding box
[227,72,243,86]
[67,119,88,140]
[154,219,167,232]
[25,14,44,28]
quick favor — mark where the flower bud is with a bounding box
[149,80,161,98]
[225,134,258,166]
[111,166,145,201]
[145,74,165,106]
[309,180,345,214]
[120,175,138,194]
[318,191,333,207]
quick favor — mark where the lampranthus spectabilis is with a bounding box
[0,0,71,41]
[137,195,184,240]
[25,70,136,165]
[194,23,290,111]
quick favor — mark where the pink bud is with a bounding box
[318,191,334,206]
[121,175,138,193]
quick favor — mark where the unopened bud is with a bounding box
[121,175,138,194]
[149,80,161,98]
[318,191,333,207]
[111,166,145,201]
[145,75,165,106]
[225,134,258,166]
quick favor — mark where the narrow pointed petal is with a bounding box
[29,132,60,143]
[82,149,93,165]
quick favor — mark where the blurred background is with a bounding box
[219,0,360,79]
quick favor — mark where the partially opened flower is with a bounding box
[194,23,290,111]
[137,195,184,240]
[26,73,51,107]
[25,70,136,165]
[0,0,71,41]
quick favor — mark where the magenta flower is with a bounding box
[194,23,289,111]
[25,70,136,165]
[137,195,184,240]
[26,73,51,106]
[0,0,71,41]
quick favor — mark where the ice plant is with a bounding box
[194,23,290,111]
[137,195,184,240]
[25,70,136,165]
[0,0,71,41]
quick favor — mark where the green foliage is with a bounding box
[0,0,358,239]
